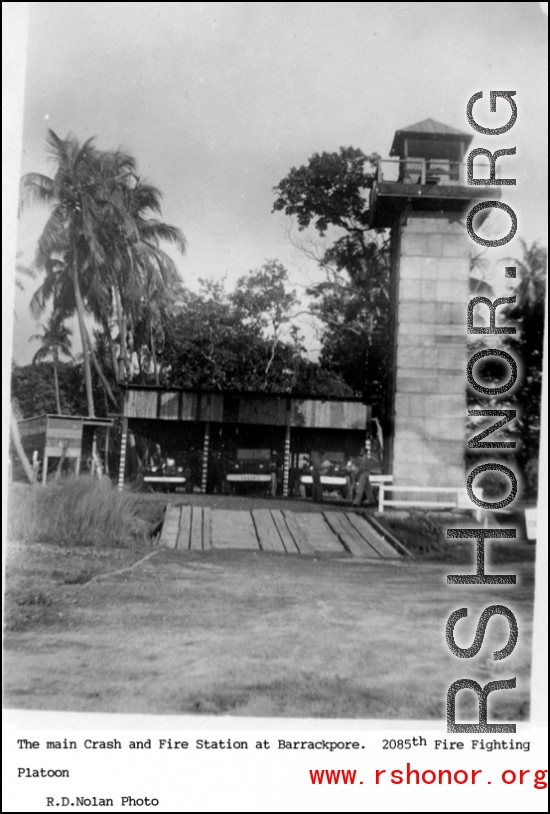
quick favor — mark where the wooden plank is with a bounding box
[212,510,259,550]
[338,512,384,557]
[203,507,212,549]
[190,506,203,550]
[251,509,274,551]
[159,504,181,549]
[252,509,286,553]
[159,391,179,420]
[347,513,400,558]
[238,397,287,427]
[325,511,379,558]
[176,505,192,550]
[270,510,299,554]
[294,512,344,554]
[282,511,314,555]
[127,389,157,419]
[290,399,367,429]
[323,512,378,557]
[181,392,200,421]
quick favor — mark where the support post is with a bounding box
[378,484,385,513]
[201,421,210,494]
[104,426,110,476]
[91,429,98,478]
[42,455,48,485]
[118,418,128,492]
[283,423,291,498]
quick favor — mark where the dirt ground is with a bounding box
[3,536,535,719]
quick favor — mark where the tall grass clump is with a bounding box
[8,477,158,547]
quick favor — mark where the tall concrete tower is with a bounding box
[369,118,497,489]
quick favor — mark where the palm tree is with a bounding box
[30,315,73,414]
[20,131,105,416]
[95,173,186,382]
[132,265,184,384]
[20,131,186,411]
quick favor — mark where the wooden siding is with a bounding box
[125,388,368,431]
[237,396,288,426]
[18,417,47,438]
[127,389,158,419]
[291,399,368,430]
[18,415,84,458]
[160,391,179,419]
[47,417,82,433]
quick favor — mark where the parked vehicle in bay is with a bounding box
[295,451,352,499]
[143,455,189,492]
[226,448,276,494]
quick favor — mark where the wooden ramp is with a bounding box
[158,506,403,560]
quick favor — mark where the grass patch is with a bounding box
[8,477,166,547]
[3,547,535,718]
[377,510,536,563]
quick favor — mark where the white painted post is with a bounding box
[378,483,385,513]
[201,421,210,494]
[117,418,128,492]
[31,450,39,486]
[283,424,291,498]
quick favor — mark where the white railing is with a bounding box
[377,484,473,513]
[370,475,394,486]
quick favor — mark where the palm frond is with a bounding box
[139,221,187,253]
[19,173,55,213]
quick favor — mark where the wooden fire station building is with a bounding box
[119,385,372,496]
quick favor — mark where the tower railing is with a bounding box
[375,158,466,186]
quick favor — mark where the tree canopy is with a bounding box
[274,147,390,408]
[159,269,353,396]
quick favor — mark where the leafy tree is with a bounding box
[273,148,390,408]
[161,277,296,391]
[11,361,88,418]
[160,271,352,395]
[502,241,547,497]
[229,260,298,377]
[30,315,73,414]
[465,240,546,500]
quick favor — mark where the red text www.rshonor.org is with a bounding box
[309,766,548,788]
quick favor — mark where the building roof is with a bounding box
[390,118,473,155]
[17,413,114,426]
[123,383,366,403]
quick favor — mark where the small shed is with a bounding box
[16,414,114,483]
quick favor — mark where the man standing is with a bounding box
[352,443,375,507]
[309,449,324,502]
[269,450,278,497]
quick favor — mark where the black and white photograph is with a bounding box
[3,2,548,811]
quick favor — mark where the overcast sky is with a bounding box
[11,1,548,363]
